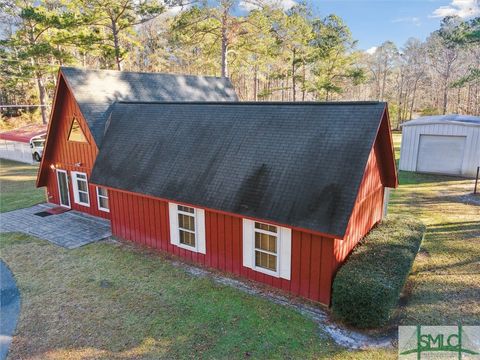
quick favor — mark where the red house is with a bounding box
[37,67,397,306]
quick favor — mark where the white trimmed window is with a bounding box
[169,203,206,254]
[71,171,90,206]
[96,187,109,212]
[243,219,291,279]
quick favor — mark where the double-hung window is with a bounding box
[243,219,291,279]
[169,202,206,254]
[254,222,278,272]
[177,205,196,247]
[71,172,90,206]
[96,187,109,212]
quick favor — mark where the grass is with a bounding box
[0,232,397,360]
[0,160,387,359]
[0,233,339,359]
[0,159,44,212]
[1,131,479,358]
[389,133,480,326]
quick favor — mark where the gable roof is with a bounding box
[401,114,480,127]
[91,101,392,238]
[60,67,238,145]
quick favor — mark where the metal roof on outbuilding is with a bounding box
[401,114,480,127]
[91,101,389,238]
[60,67,238,145]
[0,124,47,143]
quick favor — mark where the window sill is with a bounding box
[74,201,90,208]
[176,242,199,253]
[252,264,280,278]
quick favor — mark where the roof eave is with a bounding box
[383,105,399,188]
[36,68,63,188]
[89,181,342,240]
[402,121,480,128]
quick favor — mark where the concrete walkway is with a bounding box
[0,204,111,249]
[0,261,20,360]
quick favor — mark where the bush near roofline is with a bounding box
[331,215,425,328]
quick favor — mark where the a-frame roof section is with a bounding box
[36,71,96,187]
[60,67,238,146]
[91,101,396,238]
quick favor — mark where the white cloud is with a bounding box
[239,0,297,12]
[392,16,422,26]
[161,1,192,17]
[431,0,480,19]
[165,5,185,16]
[365,46,378,55]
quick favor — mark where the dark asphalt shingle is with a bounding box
[90,101,387,237]
[61,67,238,145]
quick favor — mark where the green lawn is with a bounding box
[1,133,479,359]
[0,159,390,359]
[1,233,342,359]
[390,133,480,326]
[0,159,44,212]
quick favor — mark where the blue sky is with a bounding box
[233,0,480,51]
[309,0,479,51]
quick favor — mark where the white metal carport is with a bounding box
[0,124,46,164]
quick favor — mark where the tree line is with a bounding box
[1,0,479,127]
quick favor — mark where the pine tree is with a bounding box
[80,0,165,70]
[1,0,79,124]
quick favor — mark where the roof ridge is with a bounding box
[115,100,384,106]
[60,66,229,80]
[401,113,480,126]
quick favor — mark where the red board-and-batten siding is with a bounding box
[107,190,336,304]
[106,137,385,306]
[39,72,390,306]
[334,138,386,266]
[39,75,110,220]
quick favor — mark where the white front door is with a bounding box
[56,169,71,208]
[416,135,466,175]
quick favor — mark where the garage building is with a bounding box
[399,114,480,177]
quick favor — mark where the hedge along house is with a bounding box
[87,101,397,306]
[36,67,238,219]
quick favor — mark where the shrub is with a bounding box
[331,215,425,328]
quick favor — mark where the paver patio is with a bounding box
[0,203,111,248]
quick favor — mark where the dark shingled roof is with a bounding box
[91,101,387,237]
[60,67,238,145]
